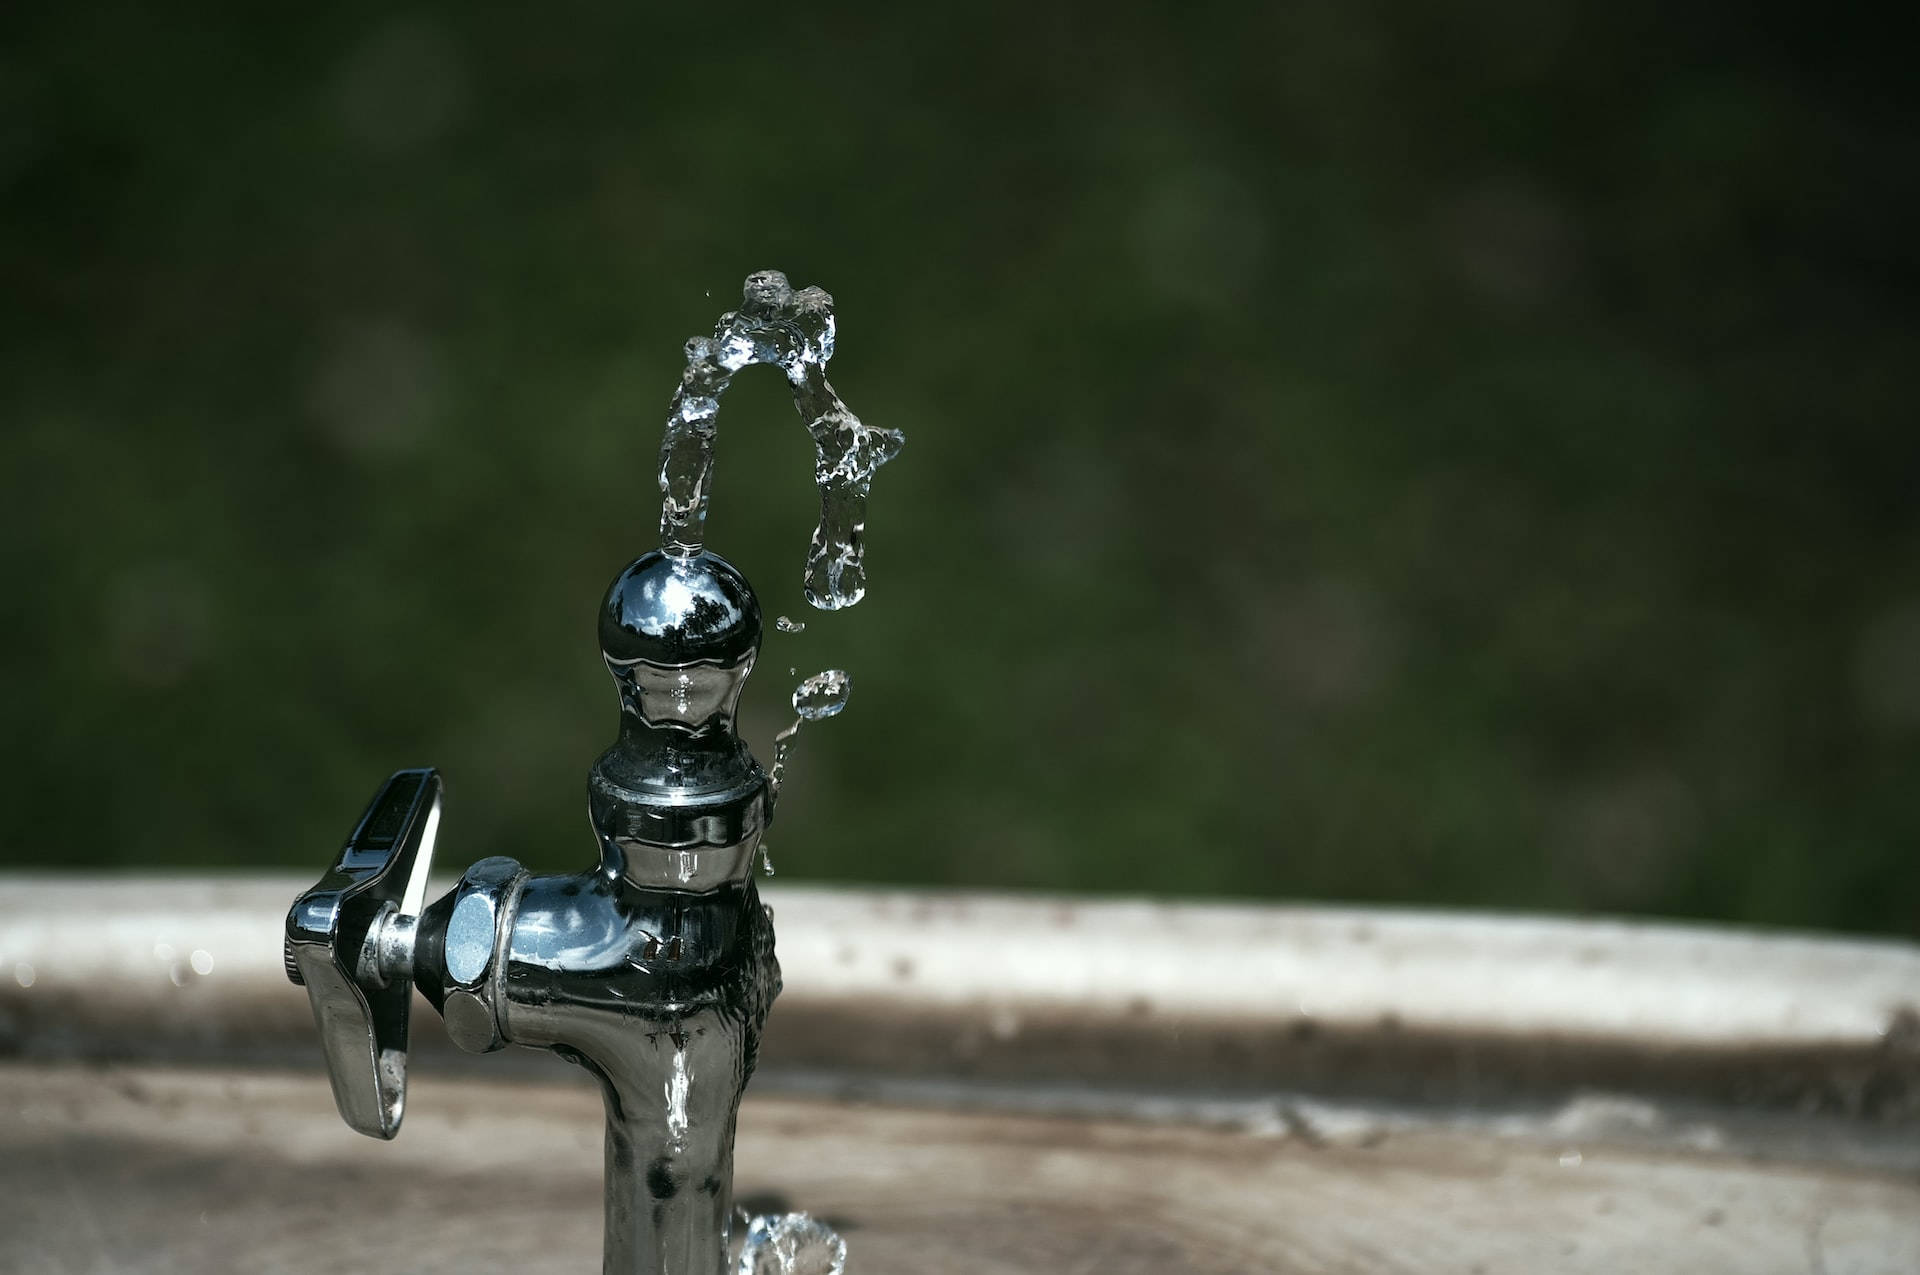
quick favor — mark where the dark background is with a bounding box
[4,3,1915,936]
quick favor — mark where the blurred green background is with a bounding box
[3,3,1915,936]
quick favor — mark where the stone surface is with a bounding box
[3,1062,1918,1274]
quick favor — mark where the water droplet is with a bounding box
[13,962,35,989]
[775,615,805,634]
[768,671,851,804]
[793,669,850,721]
[736,1213,847,1275]
[189,949,214,976]
[760,845,776,877]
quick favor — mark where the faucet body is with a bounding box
[414,868,779,1274]
[289,271,902,1274]
[289,548,783,1275]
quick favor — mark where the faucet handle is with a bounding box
[285,768,443,1139]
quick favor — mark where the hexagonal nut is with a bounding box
[437,855,524,1054]
[443,988,501,1053]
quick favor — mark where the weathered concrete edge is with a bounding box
[2,873,1916,1121]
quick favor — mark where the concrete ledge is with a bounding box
[2,874,1916,1120]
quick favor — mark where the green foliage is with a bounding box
[3,1,1916,935]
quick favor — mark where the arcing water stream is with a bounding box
[657,269,904,610]
[657,274,900,1275]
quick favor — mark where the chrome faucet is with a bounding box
[285,272,899,1275]
[286,547,780,1274]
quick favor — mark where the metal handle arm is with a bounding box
[285,768,442,1139]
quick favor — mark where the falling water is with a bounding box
[657,271,905,610]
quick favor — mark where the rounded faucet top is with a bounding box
[600,549,761,669]
[594,548,768,877]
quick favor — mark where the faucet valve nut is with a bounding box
[436,856,525,1054]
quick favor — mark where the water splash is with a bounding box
[657,271,905,610]
[768,671,851,804]
[736,1213,847,1275]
